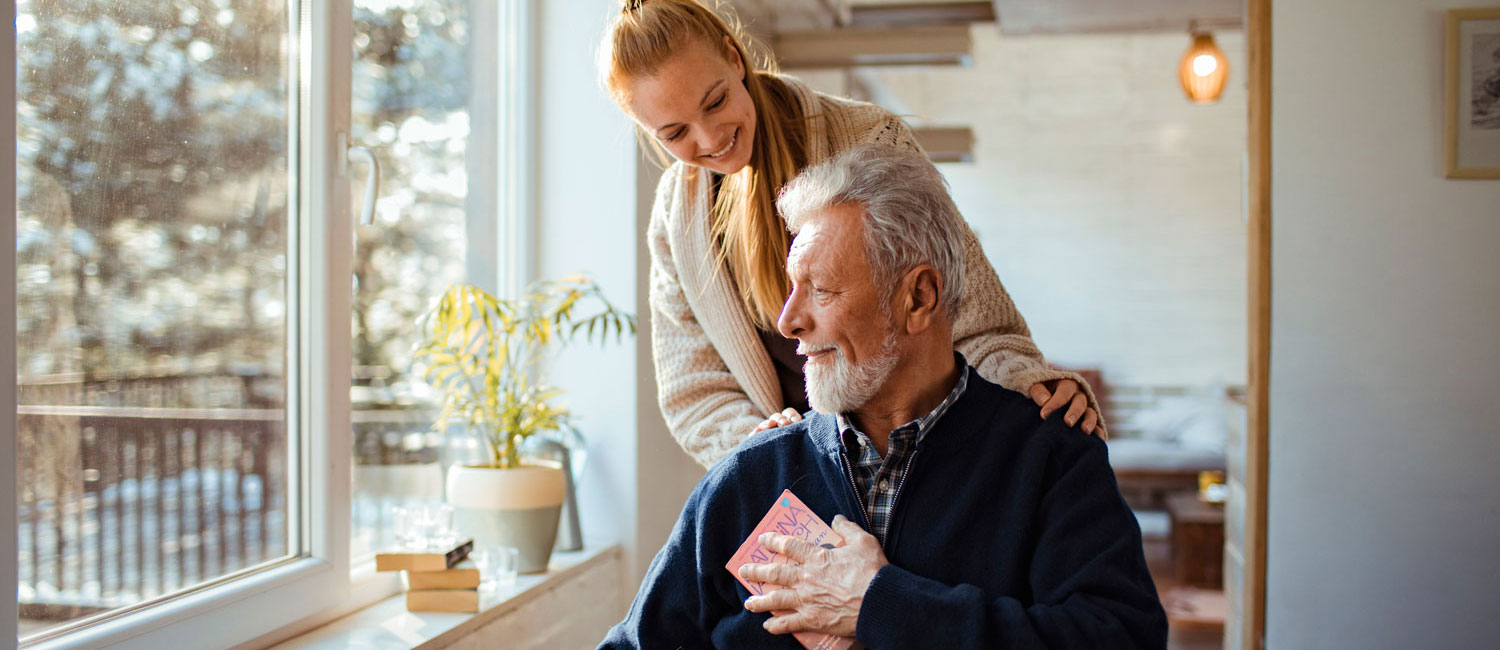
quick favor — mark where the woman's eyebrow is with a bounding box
[653,79,726,135]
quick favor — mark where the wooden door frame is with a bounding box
[1244,0,1271,648]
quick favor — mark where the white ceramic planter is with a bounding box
[445,463,565,574]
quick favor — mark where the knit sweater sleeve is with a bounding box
[951,220,1106,436]
[647,164,768,467]
[853,432,1167,649]
[869,113,1107,436]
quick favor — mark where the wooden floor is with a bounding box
[1143,536,1224,650]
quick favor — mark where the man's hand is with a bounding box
[740,515,888,638]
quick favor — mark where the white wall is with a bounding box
[849,28,1248,387]
[1268,1,1500,647]
[534,0,703,602]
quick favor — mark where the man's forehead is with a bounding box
[787,204,864,273]
[786,223,823,265]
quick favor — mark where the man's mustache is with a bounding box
[795,342,839,356]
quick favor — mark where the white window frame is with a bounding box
[463,0,536,299]
[7,0,531,647]
[495,0,538,298]
[5,0,20,645]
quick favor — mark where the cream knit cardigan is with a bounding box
[647,77,1102,468]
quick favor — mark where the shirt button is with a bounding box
[879,479,891,492]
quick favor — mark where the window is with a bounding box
[348,0,472,561]
[15,0,299,640]
[9,1,526,646]
[13,0,342,646]
[345,0,534,566]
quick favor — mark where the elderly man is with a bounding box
[599,145,1167,649]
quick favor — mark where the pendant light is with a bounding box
[1178,25,1229,104]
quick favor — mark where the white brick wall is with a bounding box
[806,28,1248,387]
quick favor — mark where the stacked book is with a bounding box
[375,538,479,613]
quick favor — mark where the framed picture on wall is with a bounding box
[1446,7,1500,178]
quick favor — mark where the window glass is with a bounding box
[15,0,294,639]
[348,0,470,560]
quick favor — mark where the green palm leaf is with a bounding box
[413,276,635,468]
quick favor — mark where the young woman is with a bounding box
[602,0,1103,467]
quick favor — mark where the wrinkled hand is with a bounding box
[751,407,803,434]
[740,515,887,638]
[1028,379,1102,436]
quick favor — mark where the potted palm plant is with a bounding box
[414,277,633,573]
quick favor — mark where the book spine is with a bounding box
[405,589,480,613]
[406,568,481,590]
[444,539,475,568]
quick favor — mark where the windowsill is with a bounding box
[267,541,622,650]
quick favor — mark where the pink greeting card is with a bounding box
[725,489,855,650]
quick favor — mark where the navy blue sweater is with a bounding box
[601,371,1167,649]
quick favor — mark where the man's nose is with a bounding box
[776,289,805,339]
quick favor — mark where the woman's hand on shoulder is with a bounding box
[752,407,803,435]
[1028,379,1101,436]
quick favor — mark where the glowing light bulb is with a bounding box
[1192,54,1218,77]
[1178,31,1229,104]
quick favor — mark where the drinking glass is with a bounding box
[472,546,520,594]
[392,502,455,550]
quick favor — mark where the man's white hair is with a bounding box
[776,144,967,319]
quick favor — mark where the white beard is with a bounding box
[802,331,900,415]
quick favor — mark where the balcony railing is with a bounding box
[17,405,287,611]
[15,371,441,631]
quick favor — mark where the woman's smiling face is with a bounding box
[623,37,757,175]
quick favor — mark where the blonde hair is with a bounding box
[602,0,806,329]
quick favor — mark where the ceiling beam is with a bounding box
[772,25,972,69]
[847,2,995,28]
[914,126,975,163]
[991,0,1243,35]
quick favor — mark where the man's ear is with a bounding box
[901,265,943,335]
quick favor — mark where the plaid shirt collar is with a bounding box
[837,356,970,545]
